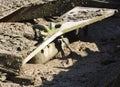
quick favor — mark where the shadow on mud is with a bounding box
[40,17,120,87]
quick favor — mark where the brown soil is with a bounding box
[0,16,119,87]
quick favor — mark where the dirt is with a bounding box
[0,1,120,86]
[0,15,119,87]
[0,23,37,70]
[0,23,37,58]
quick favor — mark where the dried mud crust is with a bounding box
[0,23,37,58]
[0,23,37,69]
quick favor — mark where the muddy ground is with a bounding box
[0,14,119,87]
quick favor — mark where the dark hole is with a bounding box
[55,24,61,29]
[17,47,22,51]
[41,49,44,53]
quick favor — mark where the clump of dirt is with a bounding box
[0,23,37,70]
[0,23,37,58]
